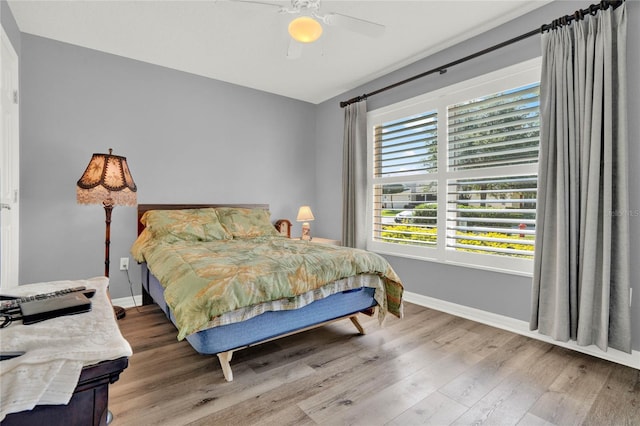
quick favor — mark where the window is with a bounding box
[367,59,541,275]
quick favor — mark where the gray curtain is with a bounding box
[342,100,368,249]
[531,3,630,353]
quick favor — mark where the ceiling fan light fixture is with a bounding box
[288,16,323,43]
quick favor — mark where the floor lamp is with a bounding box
[77,148,137,320]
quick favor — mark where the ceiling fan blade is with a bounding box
[323,13,385,38]
[227,0,284,9]
[287,38,303,59]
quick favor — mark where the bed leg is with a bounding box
[349,315,366,335]
[217,351,234,382]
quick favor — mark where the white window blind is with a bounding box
[374,110,438,178]
[373,181,437,248]
[372,110,438,248]
[446,175,537,258]
[367,58,541,274]
[446,82,539,259]
[448,83,540,171]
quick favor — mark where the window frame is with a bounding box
[366,58,542,276]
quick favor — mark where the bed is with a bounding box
[132,204,403,381]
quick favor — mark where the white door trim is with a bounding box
[1,26,20,289]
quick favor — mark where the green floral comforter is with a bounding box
[132,235,403,340]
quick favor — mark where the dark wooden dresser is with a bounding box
[0,278,131,426]
[1,357,128,426]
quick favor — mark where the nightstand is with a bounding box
[292,237,341,246]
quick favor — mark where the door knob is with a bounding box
[0,203,11,210]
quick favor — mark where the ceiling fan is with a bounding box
[230,0,386,58]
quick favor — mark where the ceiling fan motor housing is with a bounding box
[291,0,321,12]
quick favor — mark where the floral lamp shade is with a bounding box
[77,149,137,206]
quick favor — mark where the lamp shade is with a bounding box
[77,149,137,206]
[288,16,323,43]
[296,206,315,222]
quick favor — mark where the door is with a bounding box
[1,27,20,290]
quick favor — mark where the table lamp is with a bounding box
[296,205,315,241]
[77,148,137,319]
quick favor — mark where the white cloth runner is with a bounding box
[0,277,133,421]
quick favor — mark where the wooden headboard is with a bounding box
[137,204,269,236]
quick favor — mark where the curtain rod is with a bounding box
[339,0,624,108]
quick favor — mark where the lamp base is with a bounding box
[113,305,126,320]
[301,222,311,241]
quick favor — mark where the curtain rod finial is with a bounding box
[340,94,368,108]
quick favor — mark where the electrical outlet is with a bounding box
[120,257,129,271]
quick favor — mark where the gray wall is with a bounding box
[315,0,640,352]
[18,34,316,298]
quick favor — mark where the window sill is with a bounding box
[370,245,534,278]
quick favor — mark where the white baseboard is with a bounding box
[404,291,640,370]
[112,295,143,309]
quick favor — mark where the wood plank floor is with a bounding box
[109,303,639,426]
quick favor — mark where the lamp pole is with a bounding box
[103,199,113,278]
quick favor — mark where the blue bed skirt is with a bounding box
[141,264,377,355]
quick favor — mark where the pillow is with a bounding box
[140,208,232,242]
[215,207,281,238]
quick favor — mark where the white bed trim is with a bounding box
[404,291,640,370]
